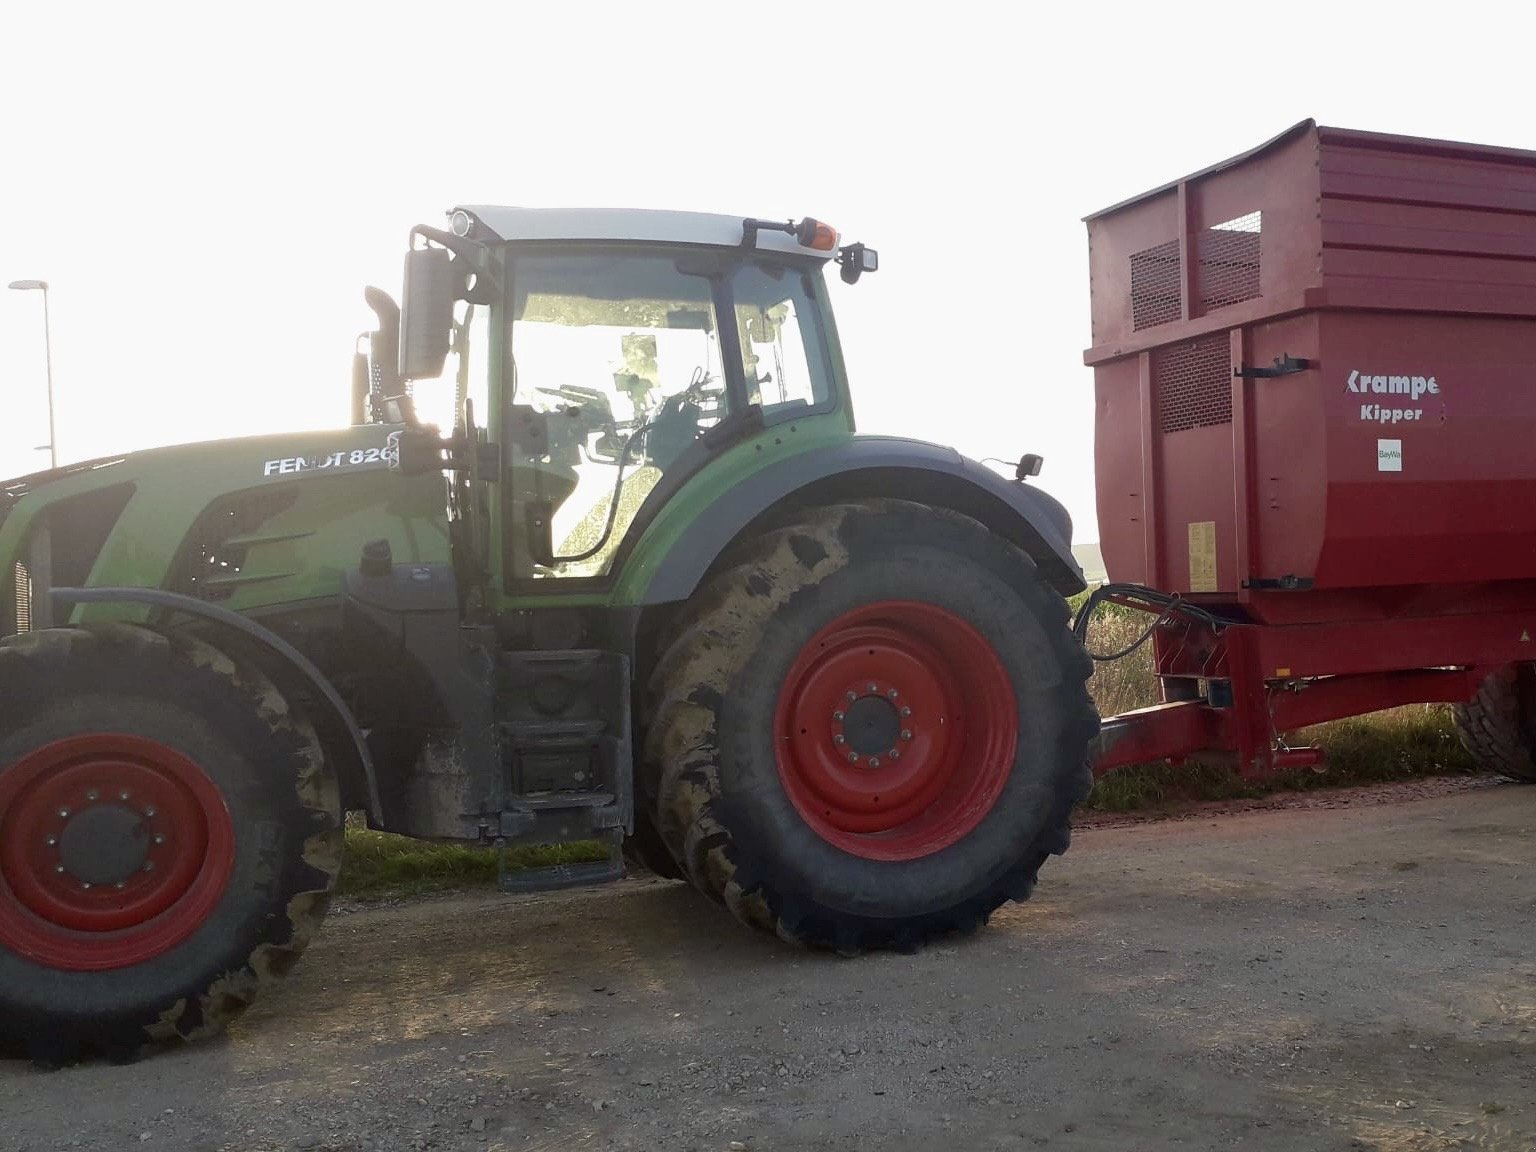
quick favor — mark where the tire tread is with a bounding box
[640,499,1097,952]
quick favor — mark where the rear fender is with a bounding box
[634,437,1085,605]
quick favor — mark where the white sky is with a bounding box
[3,1,1532,544]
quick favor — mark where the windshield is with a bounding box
[508,248,730,578]
[498,246,839,582]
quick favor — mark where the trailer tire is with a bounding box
[1453,665,1536,782]
[0,624,342,1063]
[641,499,1097,951]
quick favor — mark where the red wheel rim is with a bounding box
[774,600,1018,861]
[0,734,236,972]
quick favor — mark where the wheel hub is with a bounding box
[837,690,904,759]
[56,802,153,887]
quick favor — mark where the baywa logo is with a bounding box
[1348,370,1441,425]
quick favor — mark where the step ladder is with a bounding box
[493,649,632,892]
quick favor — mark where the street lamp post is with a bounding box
[7,279,56,470]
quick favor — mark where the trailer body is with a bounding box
[1084,120,1536,774]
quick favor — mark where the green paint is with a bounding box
[608,414,851,606]
[2,427,449,625]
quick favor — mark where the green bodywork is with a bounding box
[0,415,858,623]
[1,428,449,627]
[609,418,850,605]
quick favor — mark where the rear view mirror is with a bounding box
[399,246,456,381]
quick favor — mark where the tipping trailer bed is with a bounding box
[1082,119,1536,776]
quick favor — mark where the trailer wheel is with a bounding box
[0,624,342,1063]
[641,499,1097,951]
[1453,666,1536,782]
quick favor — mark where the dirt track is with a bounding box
[4,776,1535,1151]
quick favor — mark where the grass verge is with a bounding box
[338,825,605,899]
[1084,706,1479,812]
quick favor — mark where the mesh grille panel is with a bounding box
[1130,239,1181,330]
[1198,212,1262,312]
[1155,335,1232,434]
[13,562,30,633]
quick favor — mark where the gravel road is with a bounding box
[4,775,1533,1151]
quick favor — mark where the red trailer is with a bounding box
[1082,119,1536,781]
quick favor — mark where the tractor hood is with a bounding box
[2,426,404,510]
[0,424,433,633]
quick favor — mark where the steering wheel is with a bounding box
[682,366,729,418]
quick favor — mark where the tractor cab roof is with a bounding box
[450,206,840,259]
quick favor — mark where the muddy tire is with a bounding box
[0,624,343,1063]
[641,499,1097,951]
[1453,666,1536,782]
[622,810,683,880]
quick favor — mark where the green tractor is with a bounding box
[0,208,1097,1061]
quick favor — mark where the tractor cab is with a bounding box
[356,208,880,589]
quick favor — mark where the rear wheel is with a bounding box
[0,624,342,1062]
[1453,665,1536,782]
[641,499,1097,951]
[621,810,683,880]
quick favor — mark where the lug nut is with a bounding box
[848,752,860,764]
[119,790,130,801]
[143,861,156,873]
[901,730,913,741]
[57,807,70,819]
[846,691,857,702]
[887,688,899,699]
[45,836,57,847]
[114,881,126,890]
[869,757,881,768]
[144,807,157,818]
[86,789,100,802]
[867,682,878,693]
[55,865,66,874]
[833,711,845,721]
[154,834,166,845]
[900,707,912,717]
[834,734,846,745]
[890,748,902,760]
[81,882,92,891]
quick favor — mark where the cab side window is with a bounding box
[732,262,834,415]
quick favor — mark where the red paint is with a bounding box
[1087,120,1536,617]
[0,734,236,971]
[775,601,1017,861]
[1081,120,1536,778]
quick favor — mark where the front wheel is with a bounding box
[0,624,342,1062]
[641,499,1098,951]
